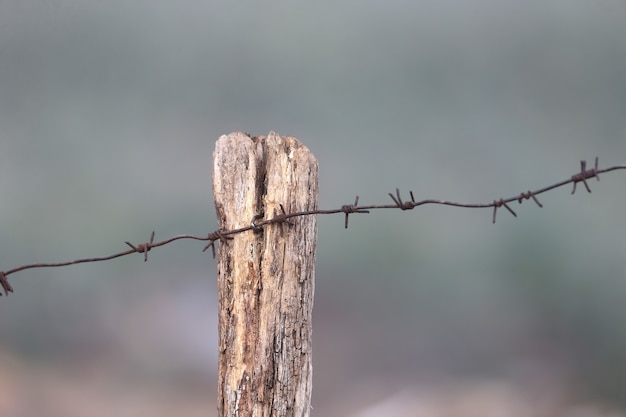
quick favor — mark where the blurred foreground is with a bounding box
[0,348,623,417]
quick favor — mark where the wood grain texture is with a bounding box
[213,132,318,417]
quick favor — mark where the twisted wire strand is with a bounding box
[1,157,623,296]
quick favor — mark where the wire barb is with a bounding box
[389,188,416,210]
[274,204,295,225]
[571,157,600,194]
[0,271,13,296]
[517,191,543,208]
[203,229,234,258]
[492,199,517,224]
[340,196,369,228]
[125,230,155,262]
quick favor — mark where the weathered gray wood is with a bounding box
[213,131,318,417]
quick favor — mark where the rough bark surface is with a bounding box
[213,132,318,417]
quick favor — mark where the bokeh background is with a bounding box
[1,1,626,415]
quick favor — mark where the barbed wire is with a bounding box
[1,157,624,297]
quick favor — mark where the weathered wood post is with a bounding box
[213,132,318,417]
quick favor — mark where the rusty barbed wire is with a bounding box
[1,157,624,297]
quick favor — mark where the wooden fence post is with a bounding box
[213,132,318,417]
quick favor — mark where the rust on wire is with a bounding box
[340,196,369,229]
[517,191,543,208]
[203,229,234,258]
[492,199,517,224]
[0,271,13,296]
[571,157,600,194]
[125,230,155,262]
[1,157,625,296]
[273,204,295,234]
[389,188,416,210]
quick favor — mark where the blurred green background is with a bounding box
[1,1,626,415]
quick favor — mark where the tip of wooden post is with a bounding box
[218,131,313,152]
